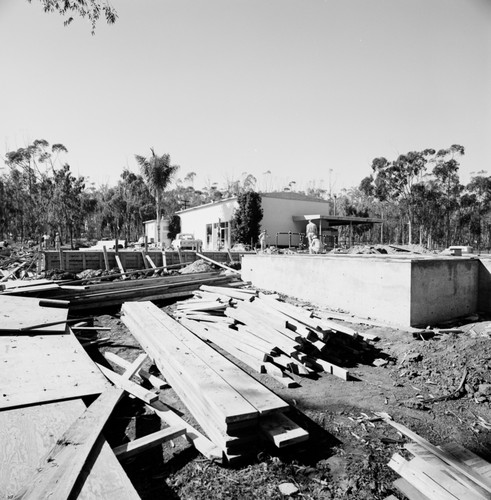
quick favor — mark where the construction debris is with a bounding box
[377,412,491,499]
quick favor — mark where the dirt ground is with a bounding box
[81,297,491,500]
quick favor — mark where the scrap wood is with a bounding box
[388,453,485,500]
[377,412,491,494]
[0,261,27,282]
[97,363,159,404]
[12,387,124,500]
[404,443,490,498]
[104,351,168,388]
[81,337,112,348]
[146,400,223,460]
[113,425,187,459]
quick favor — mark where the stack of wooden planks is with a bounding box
[1,271,237,310]
[174,285,377,385]
[378,413,491,500]
[121,300,309,463]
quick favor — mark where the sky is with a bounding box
[0,0,490,194]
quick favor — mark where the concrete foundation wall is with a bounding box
[242,254,480,327]
[410,259,478,326]
[477,257,491,313]
[242,254,413,325]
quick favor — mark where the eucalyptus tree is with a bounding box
[28,0,117,33]
[430,145,465,246]
[135,149,179,246]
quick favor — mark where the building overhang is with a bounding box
[292,214,384,226]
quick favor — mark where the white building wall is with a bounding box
[178,194,332,250]
[178,199,238,250]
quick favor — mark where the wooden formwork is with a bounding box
[42,250,250,273]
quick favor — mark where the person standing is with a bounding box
[306,220,318,253]
[259,229,267,252]
[54,232,61,250]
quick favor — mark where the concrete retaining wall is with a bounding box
[242,254,480,327]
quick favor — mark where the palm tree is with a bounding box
[135,148,179,245]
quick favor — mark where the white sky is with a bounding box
[0,0,490,193]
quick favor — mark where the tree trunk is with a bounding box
[155,192,161,246]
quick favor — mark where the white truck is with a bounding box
[171,233,202,251]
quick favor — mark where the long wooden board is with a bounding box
[0,398,139,499]
[0,330,110,410]
[122,303,259,426]
[141,303,289,416]
[13,387,124,499]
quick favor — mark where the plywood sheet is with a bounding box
[0,295,68,332]
[0,398,140,499]
[0,330,109,409]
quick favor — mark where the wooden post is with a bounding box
[144,236,148,253]
[162,251,167,271]
[146,255,157,269]
[141,251,149,269]
[177,247,183,264]
[59,248,64,271]
[102,246,110,272]
[115,235,119,255]
[115,254,126,279]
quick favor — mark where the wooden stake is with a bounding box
[102,245,110,272]
[115,255,126,279]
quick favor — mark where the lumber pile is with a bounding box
[378,413,491,500]
[1,271,237,310]
[174,286,377,384]
[121,301,309,463]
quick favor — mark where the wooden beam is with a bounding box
[140,251,150,269]
[114,254,126,278]
[196,252,241,275]
[121,353,148,380]
[13,387,123,500]
[104,351,168,388]
[146,255,157,269]
[96,363,159,404]
[113,425,186,459]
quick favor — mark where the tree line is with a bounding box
[1,139,489,250]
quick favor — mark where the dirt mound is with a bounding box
[179,259,214,274]
[386,323,491,408]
